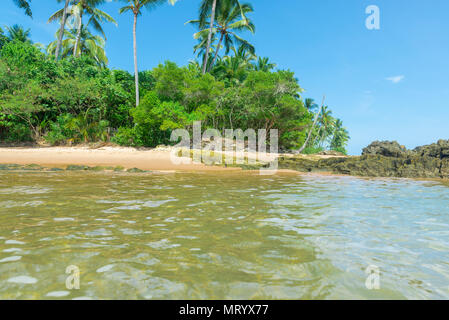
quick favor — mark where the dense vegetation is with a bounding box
[0,0,350,154]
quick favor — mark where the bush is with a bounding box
[45,113,110,145]
[112,127,142,147]
[302,146,324,155]
[0,115,32,142]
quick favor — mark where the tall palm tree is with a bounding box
[188,0,255,72]
[192,31,219,71]
[297,96,325,154]
[118,0,178,107]
[47,25,108,66]
[53,0,72,60]
[5,24,32,43]
[315,106,334,148]
[49,0,117,57]
[13,0,32,17]
[197,0,243,74]
[199,0,217,74]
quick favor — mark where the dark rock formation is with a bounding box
[413,139,449,159]
[279,140,449,179]
[362,141,410,158]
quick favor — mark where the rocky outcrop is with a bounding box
[279,140,449,179]
[413,139,449,159]
[362,141,410,158]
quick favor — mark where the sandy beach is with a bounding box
[0,146,242,172]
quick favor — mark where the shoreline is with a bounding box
[0,146,447,183]
[0,146,240,172]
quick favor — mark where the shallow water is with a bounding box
[0,171,448,299]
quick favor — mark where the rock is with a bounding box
[280,139,449,179]
[362,141,409,158]
[318,150,346,156]
[66,165,89,171]
[413,139,449,159]
[441,159,449,179]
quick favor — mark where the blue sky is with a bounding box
[1,0,449,154]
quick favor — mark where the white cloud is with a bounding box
[386,75,405,84]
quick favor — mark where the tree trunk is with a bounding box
[73,9,83,57]
[55,0,70,61]
[133,12,140,107]
[208,32,224,72]
[296,96,325,154]
[312,127,321,147]
[202,0,217,75]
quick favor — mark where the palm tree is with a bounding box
[198,0,218,74]
[52,0,72,60]
[192,31,219,71]
[49,0,117,57]
[197,0,243,74]
[315,106,334,148]
[254,57,276,72]
[47,25,108,66]
[212,46,255,84]
[304,98,318,113]
[330,119,350,153]
[188,0,255,72]
[118,0,178,107]
[297,96,325,154]
[13,0,32,17]
[5,24,32,43]
[0,27,7,49]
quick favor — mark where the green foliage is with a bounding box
[0,24,349,153]
[0,114,32,142]
[47,26,108,67]
[0,40,133,145]
[5,24,32,43]
[45,113,110,145]
[0,27,8,50]
[13,0,33,17]
[302,146,324,155]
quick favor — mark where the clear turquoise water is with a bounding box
[0,171,448,299]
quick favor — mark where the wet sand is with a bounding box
[0,146,347,174]
[0,146,237,172]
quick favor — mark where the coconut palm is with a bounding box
[198,0,217,74]
[52,0,72,60]
[0,28,7,49]
[118,0,178,107]
[297,96,325,154]
[314,106,334,148]
[5,24,32,43]
[304,98,318,113]
[192,32,219,71]
[13,0,32,17]
[47,25,108,67]
[190,0,254,73]
[212,46,255,84]
[49,0,117,57]
[254,57,276,72]
[330,119,350,152]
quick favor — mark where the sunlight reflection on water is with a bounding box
[0,171,448,299]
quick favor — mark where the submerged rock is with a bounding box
[127,168,145,173]
[66,165,89,171]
